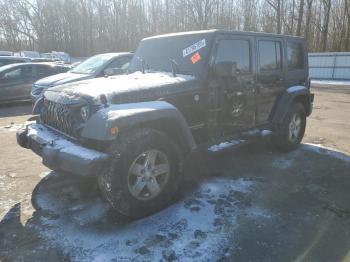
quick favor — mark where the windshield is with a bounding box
[129,33,214,76]
[71,54,113,74]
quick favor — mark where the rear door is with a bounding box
[213,35,257,132]
[255,38,285,124]
[0,66,30,101]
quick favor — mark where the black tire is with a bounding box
[272,102,306,152]
[98,128,183,218]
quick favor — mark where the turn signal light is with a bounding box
[111,127,119,135]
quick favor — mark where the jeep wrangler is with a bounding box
[17,30,314,218]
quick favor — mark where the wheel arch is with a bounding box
[81,101,197,154]
[271,86,312,124]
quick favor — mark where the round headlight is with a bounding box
[80,106,90,121]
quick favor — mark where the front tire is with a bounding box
[99,128,183,218]
[272,102,306,152]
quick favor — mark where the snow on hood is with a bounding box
[35,72,93,87]
[46,72,196,102]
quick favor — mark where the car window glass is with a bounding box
[35,65,55,78]
[23,66,33,78]
[287,42,304,70]
[215,39,251,73]
[71,54,114,74]
[106,56,132,70]
[259,40,282,72]
[1,68,22,81]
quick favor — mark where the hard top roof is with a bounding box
[144,29,304,41]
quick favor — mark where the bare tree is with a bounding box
[266,0,283,33]
[321,0,331,51]
[296,0,305,36]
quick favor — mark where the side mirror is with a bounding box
[214,62,238,78]
[104,68,125,76]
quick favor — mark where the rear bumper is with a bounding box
[17,123,110,177]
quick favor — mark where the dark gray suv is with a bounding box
[31,52,133,101]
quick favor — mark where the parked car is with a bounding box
[17,30,314,218]
[0,63,69,103]
[0,56,31,67]
[0,51,13,56]
[14,51,41,59]
[31,52,133,102]
[40,51,71,63]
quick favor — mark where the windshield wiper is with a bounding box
[137,56,147,74]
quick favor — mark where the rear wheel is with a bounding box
[272,102,306,152]
[99,128,183,218]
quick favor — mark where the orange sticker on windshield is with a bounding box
[191,52,201,64]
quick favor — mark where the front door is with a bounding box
[213,36,256,133]
[255,38,285,124]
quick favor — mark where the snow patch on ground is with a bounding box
[32,177,267,261]
[0,123,24,133]
[272,158,295,169]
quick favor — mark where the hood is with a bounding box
[45,72,198,104]
[35,72,93,87]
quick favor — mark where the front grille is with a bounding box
[41,100,78,138]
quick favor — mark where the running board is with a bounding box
[204,129,273,153]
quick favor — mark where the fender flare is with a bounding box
[272,86,312,124]
[81,101,197,152]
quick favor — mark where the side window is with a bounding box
[106,56,132,70]
[22,65,33,78]
[1,68,22,81]
[35,65,55,78]
[259,40,282,72]
[216,39,251,73]
[287,42,304,70]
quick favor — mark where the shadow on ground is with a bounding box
[1,143,350,261]
[0,102,32,118]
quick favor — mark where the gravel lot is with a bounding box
[0,83,350,261]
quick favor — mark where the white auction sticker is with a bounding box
[183,39,206,57]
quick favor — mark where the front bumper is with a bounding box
[17,123,110,177]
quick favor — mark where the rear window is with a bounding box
[258,40,282,72]
[287,42,304,70]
